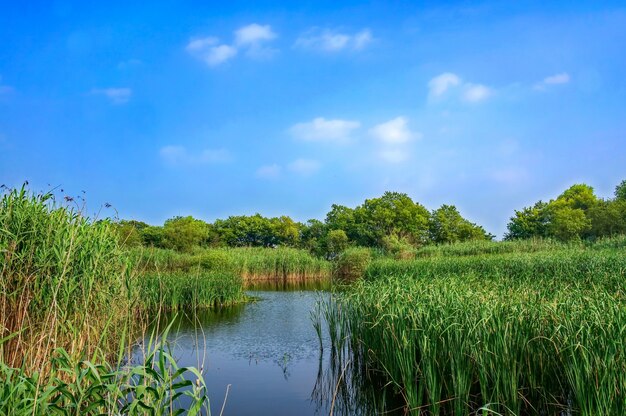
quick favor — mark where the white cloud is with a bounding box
[160,145,231,166]
[544,73,570,85]
[91,88,132,104]
[428,73,461,98]
[256,164,281,179]
[289,117,361,142]
[186,37,237,66]
[295,28,373,52]
[187,24,276,66]
[235,24,276,46]
[379,149,409,164]
[288,158,321,175]
[462,83,492,103]
[534,72,571,90]
[369,117,418,144]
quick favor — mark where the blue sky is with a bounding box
[1,1,625,237]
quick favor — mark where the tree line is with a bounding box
[116,191,491,256]
[116,180,626,255]
[505,180,626,241]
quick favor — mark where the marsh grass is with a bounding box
[0,186,216,414]
[138,271,245,311]
[132,246,332,284]
[0,186,135,372]
[325,246,626,415]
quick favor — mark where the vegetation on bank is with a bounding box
[132,246,331,283]
[0,187,213,414]
[323,240,626,415]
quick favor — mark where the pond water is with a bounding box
[136,289,354,415]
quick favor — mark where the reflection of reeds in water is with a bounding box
[310,295,404,416]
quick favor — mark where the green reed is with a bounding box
[132,246,332,283]
[0,187,215,414]
[138,271,245,311]
[325,246,626,415]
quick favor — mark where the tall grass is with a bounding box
[0,187,214,414]
[324,246,626,415]
[132,246,332,285]
[138,271,245,310]
[0,187,134,371]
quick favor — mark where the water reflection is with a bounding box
[136,288,402,415]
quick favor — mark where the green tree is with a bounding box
[504,201,550,240]
[547,206,591,241]
[326,229,349,259]
[554,183,598,211]
[615,180,626,201]
[429,205,491,244]
[353,192,430,247]
[163,216,210,251]
[588,199,626,237]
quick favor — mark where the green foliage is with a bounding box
[132,246,332,283]
[0,186,133,370]
[326,244,626,415]
[428,204,491,244]
[139,271,244,310]
[326,229,349,259]
[0,343,209,415]
[163,216,210,252]
[354,191,430,247]
[506,180,626,241]
[335,247,373,281]
[547,205,591,241]
[616,180,626,201]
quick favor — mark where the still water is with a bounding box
[141,289,343,415]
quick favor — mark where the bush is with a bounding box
[335,247,373,281]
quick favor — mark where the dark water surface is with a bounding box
[142,289,345,415]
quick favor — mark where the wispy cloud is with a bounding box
[288,158,321,175]
[533,72,570,90]
[428,73,461,98]
[295,28,372,52]
[462,83,493,103]
[186,37,238,66]
[187,23,277,66]
[91,88,132,104]
[235,24,277,46]
[160,145,231,166]
[256,163,282,179]
[369,117,418,144]
[428,73,493,104]
[289,117,361,142]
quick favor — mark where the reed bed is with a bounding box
[324,247,626,415]
[132,246,332,283]
[138,271,245,310]
[412,235,626,259]
[0,187,212,414]
[0,187,134,371]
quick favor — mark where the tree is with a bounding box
[588,199,626,238]
[555,184,597,211]
[547,206,591,241]
[353,192,430,247]
[615,180,626,201]
[163,216,210,252]
[429,205,491,244]
[504,201,550,240]
[326,229,349,259]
